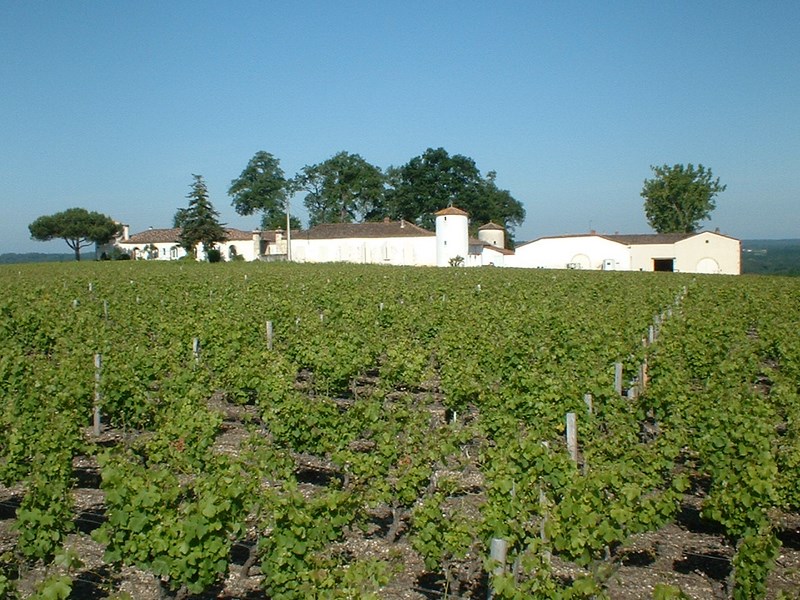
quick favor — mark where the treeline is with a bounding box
[227,148,526,238]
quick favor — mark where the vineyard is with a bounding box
[0,261,798,599]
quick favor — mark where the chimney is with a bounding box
[122,224,130,241]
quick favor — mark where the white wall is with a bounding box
[629,233,740,274]
[290,236,437,266]
[118,241,187,260]
[509,236,630,270]
[675,233,740,274]
[436,213,469,267]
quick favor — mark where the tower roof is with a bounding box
[435,206,469,217]
[478,221,504,231]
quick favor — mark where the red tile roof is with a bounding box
[435,206,469,217]
[478,221,504,231]
[123,228,276,244]
[294,220,433,240]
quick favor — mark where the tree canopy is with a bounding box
[175,175,227,258]
[28,207,121,261]
[386,148,525,237]
[294,151,386,227]
[228,151,295,230]
[641,163,726,233]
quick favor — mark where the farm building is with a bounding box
[111,225,288,262]
[508,231,740,274]
[107,208,740,274]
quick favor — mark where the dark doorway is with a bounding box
[653,258,674,272]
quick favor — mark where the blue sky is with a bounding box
[1,1,798,254]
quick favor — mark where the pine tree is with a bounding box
[176,175,227,259]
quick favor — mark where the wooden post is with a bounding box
[487,538,508,600]
[88,282,93,293]
[614,362,623,396]
[639,360,648,392]
[649,325,655,344]
[566,412,578,464]
[93,353,102,436]
[103,300,109,320]
[192,337,200,362]
[266,320,274,351]
[584,393,593,415]
[539,488,552,564]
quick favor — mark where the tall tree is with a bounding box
[387,148,482,230]
[176,175,227,258]
[294,151,386,227]
[28,207,121,261]
[228,151,294,230]
[641,163,726,233]
[474,171,526,239]
[386,148,525,236]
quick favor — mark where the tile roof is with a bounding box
[435,206,469,217]
[478,221,504,231]
[123,228,181,244]
[517,231,726,248]
[122,227,277,244]
[601,233,695,245]
[294,220,434,240]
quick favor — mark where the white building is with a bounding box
[108,211,740,274]
[112,226,288,262]
[290,218,436,266]
[509,231,740,274]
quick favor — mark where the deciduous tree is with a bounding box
[641,163,726,233]
[28,207,121,261]
[386,148,525,238]
[229,151,295,230]
[176,175,227,259]
[294,152,386,227]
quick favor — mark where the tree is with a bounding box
[228,151,295,230]
[176,175,227,259]
[641,163,726,233]
[387,148,482,230]
[28,207,121,261]
[473,171,526,243]
[386,148,525,237]
[293,151,386,227]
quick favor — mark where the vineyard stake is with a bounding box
[639,360,648,392]
[193,337,200,363]
[584,393,593,415]
[103,300,109,320]
[566,412,578,464]
[266,320,274,351]
[487,538,508,600]
[93,353,102,436]
[614,362,623,396]
[648,325,655,344]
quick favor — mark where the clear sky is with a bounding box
[1,1,798,254]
